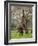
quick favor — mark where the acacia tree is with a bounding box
[11,7,32,35]
[18,8,32,34]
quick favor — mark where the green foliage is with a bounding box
[10,30,32,39]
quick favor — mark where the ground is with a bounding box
[10,30,32,39]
